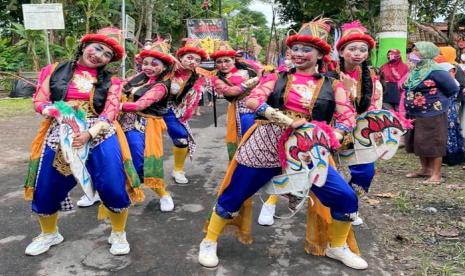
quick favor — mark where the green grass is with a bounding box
[0,98,34,118]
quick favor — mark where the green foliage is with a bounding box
[274,0,381,34]
[0,0,271,71]
[0,38,27,71]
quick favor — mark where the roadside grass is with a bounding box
[0,98,33,118]
[368,150,465,274]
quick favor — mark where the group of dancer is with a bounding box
[23,17,411,270]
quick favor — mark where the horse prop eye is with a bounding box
[321,149,326,156]
[392,129,398,135]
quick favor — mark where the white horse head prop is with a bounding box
[263,122,339,196]
[53,101,94,199]
[336,109,410,166]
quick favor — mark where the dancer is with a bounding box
[24,28,143,256]
[198,18,368,270]
[119,39,175,211]
[210,41,259,160]
[165,39,209,183]
[335,21,383,225]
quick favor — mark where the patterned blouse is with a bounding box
[404,70,459,117]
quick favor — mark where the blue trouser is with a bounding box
[125,129,145,182]
[163,109,189,148]
[348,163,375,192]
[239,113,255,137]
[216,164,358,221]
[32,135,130,215]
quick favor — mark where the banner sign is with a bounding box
[23,4,65,30]
[186,18,228,40]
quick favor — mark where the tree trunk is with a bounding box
[377,0,409,67]
[144,0,155,42]
[447,0,461,48]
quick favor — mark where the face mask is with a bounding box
[408,53,421,64]
[461,53,465,62]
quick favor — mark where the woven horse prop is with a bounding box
[335,110,409,166]
[53,101,94,199]
[262,122,339,199]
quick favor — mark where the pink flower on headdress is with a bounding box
[341,20,367,32]
[428,88,437,95]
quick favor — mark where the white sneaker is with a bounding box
[108,231,130,255]
[352,216,364,226]
[77,194,100,207]
[326,244,368,270]
[258,203,276,226]
[172,170,188,184]
[25,231,64,256]
[198,239,219,267]
[160,195,174,212]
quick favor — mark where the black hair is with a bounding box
[339,56,373,113]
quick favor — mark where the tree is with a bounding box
[9,23,46,71]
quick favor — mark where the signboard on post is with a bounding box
[186,18,228,40]
[124,14,136,40]
[22,4,65,30]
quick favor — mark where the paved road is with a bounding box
[0,100,390,275]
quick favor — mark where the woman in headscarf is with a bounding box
[404,42,459,183]
[380,49,409,111]
[436,61,465,165]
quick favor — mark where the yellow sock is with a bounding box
[266,195,279,205]
[109,209,128,233]
[329,219,352,247]
[152,187,169,197]
[173,146,188,172]
[205,212,228,242]
[38,213,58,234]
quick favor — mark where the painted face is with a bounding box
[80,43,114,68]
[290,43,321,69]
[180,53,201,70]
[341,41,369,66]
[142,57,166,78]
[215,56,234,73]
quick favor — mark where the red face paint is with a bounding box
[142,57,166,78]
[80,43,113,68]
[341,41,369,67]
[180,53,201,70]
[215,57,234,74]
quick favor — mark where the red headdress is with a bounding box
[176,38,208,61]
[286,17,332,55]
[80,27,125,62]
[139,38,175,66]
[336,20,376,52]
[210,40,236,60]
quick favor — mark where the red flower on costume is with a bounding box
[413,95,426,106]
[428,88,437,95]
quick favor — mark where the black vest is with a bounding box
[49,61,111,115]
[266,71,336,124]
[125,73,170,117]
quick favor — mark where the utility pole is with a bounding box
[377,0,409,67]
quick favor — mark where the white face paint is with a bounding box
[180,53,201,70]
[142,57,166,78]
